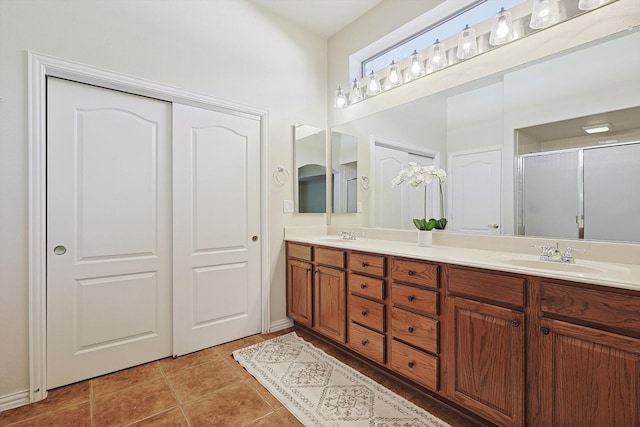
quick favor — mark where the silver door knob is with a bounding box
[53,245,67,255]
[488,224,499,229]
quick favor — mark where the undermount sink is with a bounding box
[320,236,355,243]
[496,258,604,275]
[486,254,631,276]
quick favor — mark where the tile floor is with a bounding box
[0,328,486,427]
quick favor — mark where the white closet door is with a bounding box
[46,77,172,388]
[450,149,502,234]
[172,103,262,356]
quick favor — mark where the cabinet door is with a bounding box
[539,319,640,427]
[287,259,313,327]
[448,297,525,427]
[314,265,346,343]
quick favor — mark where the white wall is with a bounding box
[0,0,327,399]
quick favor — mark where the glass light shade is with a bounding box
[387,61,402,87]
[490,8,514,46]
[334,86,347,109]
[530,0,560,29]
[428,39,447,72]
[367,71,381,95]
[578,0,609,10]
[456,25,478,59]
[349,78,362,104]
[409,49,424,78]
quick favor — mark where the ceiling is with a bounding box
[249,0,383,38]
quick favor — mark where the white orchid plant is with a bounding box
[391,162,448,231]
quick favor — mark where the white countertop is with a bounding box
[285,233,640,293]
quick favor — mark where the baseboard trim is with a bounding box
[270,318,294,332]
[0,389,30,413]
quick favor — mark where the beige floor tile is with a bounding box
[93,377,177,427]
[158,347,219,375]
[246,412,290,427]
[92,361,163,396]
[126,407,189,426]
[243,376,282,409]
[166,356,239,404]
[182,381,272,426]
[274,407,304,427]
[4,402,90,427]
[214,334,265,357]
[0,381,89,426]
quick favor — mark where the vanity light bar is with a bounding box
[582,123,612,134]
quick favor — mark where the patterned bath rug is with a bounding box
[232,332,452,427]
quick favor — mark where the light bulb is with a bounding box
[409,49,424,78]
[349,78,361,104]
[367,71,380,95]
[578,0,609,10]
[490,8,513,46]
[334,86,347,109]
[456,25,478,59]
[388,61,402,87]
[530,0,560,29]
[428,39,447,72]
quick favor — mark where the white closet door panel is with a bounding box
[47,77,172,388]
[173,103,261,356]
[450,150,502,234]
[193,126,247,251]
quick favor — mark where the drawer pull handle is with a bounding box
[360,283,367,289]
[540,327,550,335]
[408,326,415,333]
[361,339,368,346]
[306,268,311,272]
[407,270,414,276]
[361,262,369,267]
[407,295,415,302]
[511,319,520,327]
[407,361,415,368]
[361,310,368,316]
[314,270,319,274]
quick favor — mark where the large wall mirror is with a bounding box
[331,130,358,214]
[294,124,327,213]
[330,29,640,243]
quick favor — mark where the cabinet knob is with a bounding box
[360,283,367,289]
[361,340,368,346]
[407,295,415,302]
[314,270,319,274]
[511,319,520,327]
[540,327,550,335]
[407,270,414,276]
[407,361,415,368]
[306,268,311,272]
[361,310,368,316]
[407,326,415,333]
[361,262,369,267]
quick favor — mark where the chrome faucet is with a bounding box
[531,243,586,264]
[338,230,357,240]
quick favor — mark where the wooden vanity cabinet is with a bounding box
[535,279,640,427]
[446,266,526,427]
[313,247,347,343]
[286,243,313,327]
[286,243,347,343]
[389,258,441,392]
[347,252,387,364]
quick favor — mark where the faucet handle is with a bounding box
[562,246,586,259]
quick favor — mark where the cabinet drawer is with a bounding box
[391,340,439,391]
[349,273,385,301]
[540,281,640,336]
[348,322,385,364]
[287,243,311,261]
[350,252,386,277]
[391,307,439,354]
[349,295,385,333]
[448,267,525,308]
[391,259,438,289]
[392,283,438,316]
[315,247,345,268]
